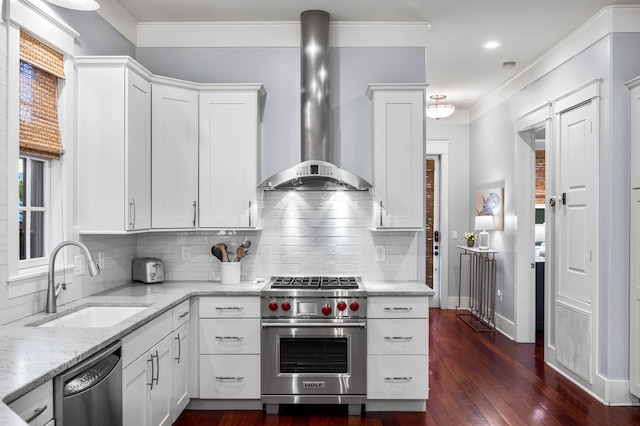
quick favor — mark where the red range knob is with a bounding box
[281,301,291,311]
[350,302,360,312]
[321,305,332,315]
[337,301,347,311]
[268,301,278,311]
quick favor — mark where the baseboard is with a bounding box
[365,399,426,412]
[447,295,469,310]
[186,399,263,410]
[494,312,515,340]
[546,361,640,406]
[604,378,640,406]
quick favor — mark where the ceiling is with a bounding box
[109,0,640,111]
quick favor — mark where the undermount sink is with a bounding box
[38,306,147,328]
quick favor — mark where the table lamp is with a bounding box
[475,215,495,250]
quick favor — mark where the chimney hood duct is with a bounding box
[259,10,372,191]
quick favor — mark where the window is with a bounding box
[19,156,48,261]
[17,30,64,267]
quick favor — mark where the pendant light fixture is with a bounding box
[425,94,455,120]
[45,0,99,11]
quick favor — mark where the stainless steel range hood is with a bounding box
[259,10,372,191]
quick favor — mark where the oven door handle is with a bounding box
[261,321,366,328]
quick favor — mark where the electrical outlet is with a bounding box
[375,246,386,262]
[452,231,458,240]
[74,255,85,276]
[98,252,105,270]
[497,289,503,302]
[182,246,191,261]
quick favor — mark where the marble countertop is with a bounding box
[0,279,432,425]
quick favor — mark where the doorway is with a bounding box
[425,157,440,294]
[514,103,552,343]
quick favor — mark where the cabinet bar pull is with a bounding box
[383,376,413,382]
[152,350,159,386]
[384,307,413,312]
[215,306,244,311]
[192,201,197,227]
[379,200,383,227]
[215,336,244,341]
[178,311,189,319]
[248,200,252,227]
[215,376,244,382]
[129,199,136,229]
[175,333,181,363]
[147,355,154,389]
[24,405,47,423]
[384,336,413,341]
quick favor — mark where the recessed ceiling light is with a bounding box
[482,41,502,49]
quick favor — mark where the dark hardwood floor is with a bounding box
[174,309,640,425]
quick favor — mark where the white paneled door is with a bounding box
[554,99,598,383]
[557,101,597,306]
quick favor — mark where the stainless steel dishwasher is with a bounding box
[54,341,122,426]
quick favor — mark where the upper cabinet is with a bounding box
[151,79,199,229]
[367,85,427,230]
[630,79,640,189]
[77,56,266,233]
[199,86,265,229]
[78,57,152,233]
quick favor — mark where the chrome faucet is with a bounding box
[46,240,101,313]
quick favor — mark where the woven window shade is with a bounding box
[19,31,64,159]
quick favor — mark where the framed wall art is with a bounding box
[475,186,504,230]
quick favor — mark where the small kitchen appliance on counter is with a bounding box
[131,257,164,283]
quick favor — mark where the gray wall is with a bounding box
[135,47,426,182]
[55,9,135,56]
[469,32,640,381]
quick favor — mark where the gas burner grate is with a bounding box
[270,276,360,289]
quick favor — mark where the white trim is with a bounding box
[470,5,640,121]
[513,103,552,343]
[136,21,430,48]
[96,0,138,45]
[494,311,516,340]
[426,140,449,309]
[553,78,601,114]
[4,0,79,54]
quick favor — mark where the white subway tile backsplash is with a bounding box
[137,191,417,281]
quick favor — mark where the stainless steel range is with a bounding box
[260,276,367,415]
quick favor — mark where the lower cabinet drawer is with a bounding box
[200,318,260,354]
[199,354,260,399]
[368,318,428,355]
[8,380,54,426]
[367,355,429,400]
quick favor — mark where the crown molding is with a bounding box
[96,0,138,44]
[470,5,640,122]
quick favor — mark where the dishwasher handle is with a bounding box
[63,353,120,397]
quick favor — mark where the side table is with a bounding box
[456,245,497,331]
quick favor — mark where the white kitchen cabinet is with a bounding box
[78,57,152,233]
[8,380,54,426]
[151,79,199,229]
[122,334,172,426]
[199,86,264,229]
[171,300,191,422]
[198,296,260,399]
[367,85,427,230]
[122,310,173,426]
[367,295,429,403]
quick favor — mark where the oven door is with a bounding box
[261,320,366,401]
